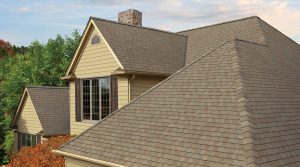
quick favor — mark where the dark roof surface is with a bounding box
[59,17,300,166]
[92,17,187,75]
[27,87,69,136]
[178,16,268,64]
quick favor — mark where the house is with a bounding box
[62,9,187,135]
[12,87,69,152]
[54,10,300,167]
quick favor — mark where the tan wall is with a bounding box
[74,27,120,78]
[69,76,130,135]
[65,157,108,167]
[18,95,43,134]
[118,75,129,108]
[130,75,166,100]
[69,81,94,135]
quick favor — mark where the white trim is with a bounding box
[65,19,124,77]
[91,20,124,69]
[53,150,127,167]
[65,21,93,76]
[12,89,28,125]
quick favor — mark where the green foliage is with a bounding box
[0,30,81,164]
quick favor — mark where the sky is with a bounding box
[1,0,300,46]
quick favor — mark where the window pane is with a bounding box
[32,135,37,146]
[21,133,26,146]
[100,78,110,119]
[26,134,31,146]
[92,79,100,120]
[83,80,90,120]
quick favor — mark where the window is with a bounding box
[91,35,100,45]
[82,77,110,121]
[21,133,37,147]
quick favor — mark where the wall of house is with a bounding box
[118,75,129,107]
[17,95,43,134]
[69,75,130,135]
[69,81,94,135]
[74,27,120,78]
[65,157,108,167]
[130,75,166,100]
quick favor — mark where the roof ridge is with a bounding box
[234,38,268,47]
[58,40,234,151]
[178,16,260,33]
[232,40,258,167]
[91,16,187,37]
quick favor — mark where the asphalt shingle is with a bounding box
[27,87,69,136]
[59,16,300,166]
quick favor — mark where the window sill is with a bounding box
[81,120,100,124]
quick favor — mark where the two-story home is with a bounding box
[61,9,187,135]
[54,9,300,167]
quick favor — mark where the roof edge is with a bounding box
[178,16,260,33]
[91,16,187,37]
[12,88,28,127]
[26,86,68,89]
[53,150,127,167]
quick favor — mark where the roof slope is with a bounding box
[178,16,268,64]
[92,17,187,75]
[59,17,300,166]
[60,41,248,167]
[27,87,69,136]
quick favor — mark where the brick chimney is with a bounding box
[118,9,142,26]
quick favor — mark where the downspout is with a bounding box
[128,74,135,102]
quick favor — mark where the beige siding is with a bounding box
[130,75,166,100]
[69,81,94,135]
[65,157,108,167]
[118,75,129,108]
[74,27,120,78]
[18,95,43,134]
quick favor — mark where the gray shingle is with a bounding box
[27,87,69,136]
[59,16,300,166]
[92,17,187,75]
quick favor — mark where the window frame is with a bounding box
[20,132,37,147]
[81,77,111,122]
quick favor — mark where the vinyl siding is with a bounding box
[130,75,166,100]
[118,75,129,108]
[65,157,108,167]
[74,27,120,78]
[17,95,43,134]
[69,81,94,135]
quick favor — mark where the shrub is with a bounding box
[7,135,72,167]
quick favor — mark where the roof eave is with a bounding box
[53,150,127,167]
[61,73,77,81]
[111,69,171,77]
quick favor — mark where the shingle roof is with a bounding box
[26,87,69,136]
[92,17,187,75]
[59,17,300,166]
[178,16,268,64]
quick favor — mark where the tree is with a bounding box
[0,30,81,164]
[8,135,72,167]
[0,39,15,59]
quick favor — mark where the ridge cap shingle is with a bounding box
[91,16,187,37]
[177,16,260,33]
